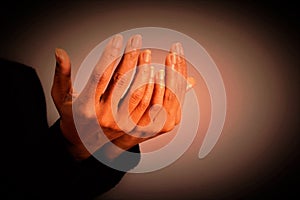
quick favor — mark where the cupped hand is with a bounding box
[104,42,195,160]
[51,34,194,161]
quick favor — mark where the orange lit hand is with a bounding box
[51,34,194,161]
[104,42,194,160]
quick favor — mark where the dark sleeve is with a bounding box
[47,119,140,200]
[0,59,140,200]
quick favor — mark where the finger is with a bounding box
[170,42,187,78]
[186,76,196,91]
[160,52,179,132]
[129,66,154,125]
[55,48,71,76]
[132,69,167,135]
[154,69,166,103]
[164,52,178,109]
[170,42,187,100]
[170,43,188,125]
[120,67,165,135]
[98,35,142,133]
[80,34,123,103]
[149,69,165,117]
[171,43,195,92]
[125,50,152,113]
[103,34,142,103]
[51,48,72,113]
[175,76,196,125]
[138,49,151,66]
[115,50,152,132]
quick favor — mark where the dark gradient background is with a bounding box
[1,1,299,199]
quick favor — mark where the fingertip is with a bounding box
[55,48,62,63]
[139,49,151,64]
[170,42,184,55]
[157,69,165,87]
[55,48,69,63]
[133,34,142,45]
[114,33,123,40]
[111,34,123,49]
[55,48,71,75]
[128,34,142,50]
[186,77,196,91]
[134,34,142,40]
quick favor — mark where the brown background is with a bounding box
[1,1,299,199]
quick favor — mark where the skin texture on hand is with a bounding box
[51,34,195,161]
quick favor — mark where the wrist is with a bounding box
[58,119,91,161]
[67,143,91,161]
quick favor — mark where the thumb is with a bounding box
[51,48,72,112]
[55,48,71,76]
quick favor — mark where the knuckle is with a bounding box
[165,91,175,102]
[130,90,143,103]
[139,99,150,110]
[103,50,117,64]
[113,72,123,82]
[90,72,102,85]
[113,72,128,87]
[125,51,138,60]
[99,69,110,83]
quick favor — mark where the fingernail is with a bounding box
[131,34,142,48]
[186,77,196,90]
[170,53,177,70]
[112,34,122,49]
[171,52,177,64]
[158,69,165,87]
[150,66,155,78]
[175,42,184,56]
[159,69,165,80]
[150,66,155,83]
[143,50,151,63]
[175,43,184,62]
[55,48,64,64]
